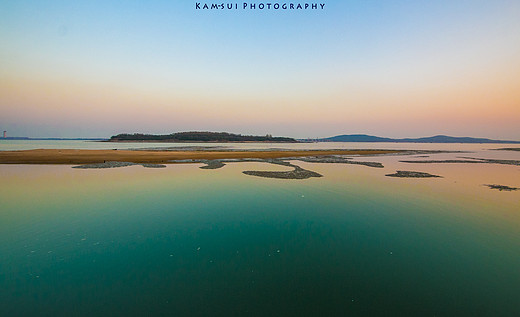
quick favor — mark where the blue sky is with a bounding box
[1,0,519,138]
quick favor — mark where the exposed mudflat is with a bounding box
[199,160,226,169]
[72,161,166,169]
[140,163,167,168]
[401,157,520,166]
[292,156,384,168]
[386,171,442,178]
[485,184,519,191]
[493,148,520,152]
[242,160,323,180]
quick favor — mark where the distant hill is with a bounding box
[109,132,297,143]
[318,134,520,144]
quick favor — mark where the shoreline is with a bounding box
[0,149,404,165]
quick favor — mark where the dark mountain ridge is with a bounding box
[318,134,520,144]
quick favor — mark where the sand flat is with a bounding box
[0,149,402,164]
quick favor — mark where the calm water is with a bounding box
[1,139,520,153]
[1,142,519,316]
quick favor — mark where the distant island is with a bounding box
[108,132,298,143]
[3,133,518,144]
[315,134,520,144]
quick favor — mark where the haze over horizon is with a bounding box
[2,132,520,143]
[1,1,519,139]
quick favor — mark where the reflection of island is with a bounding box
[108,131,298,143]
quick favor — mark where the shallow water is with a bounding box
[1,139,519,153]
[1,145,519,316]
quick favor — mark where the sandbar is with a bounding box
[0,149,403,165]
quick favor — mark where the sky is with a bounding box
[1,0,519,139]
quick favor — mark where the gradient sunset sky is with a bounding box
[1,0,519,139]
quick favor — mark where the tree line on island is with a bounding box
[109,131,298,142]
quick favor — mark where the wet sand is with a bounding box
[0,149,403,164]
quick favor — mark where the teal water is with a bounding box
[1,161,519,316]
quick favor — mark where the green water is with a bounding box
[1,163,519,316]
